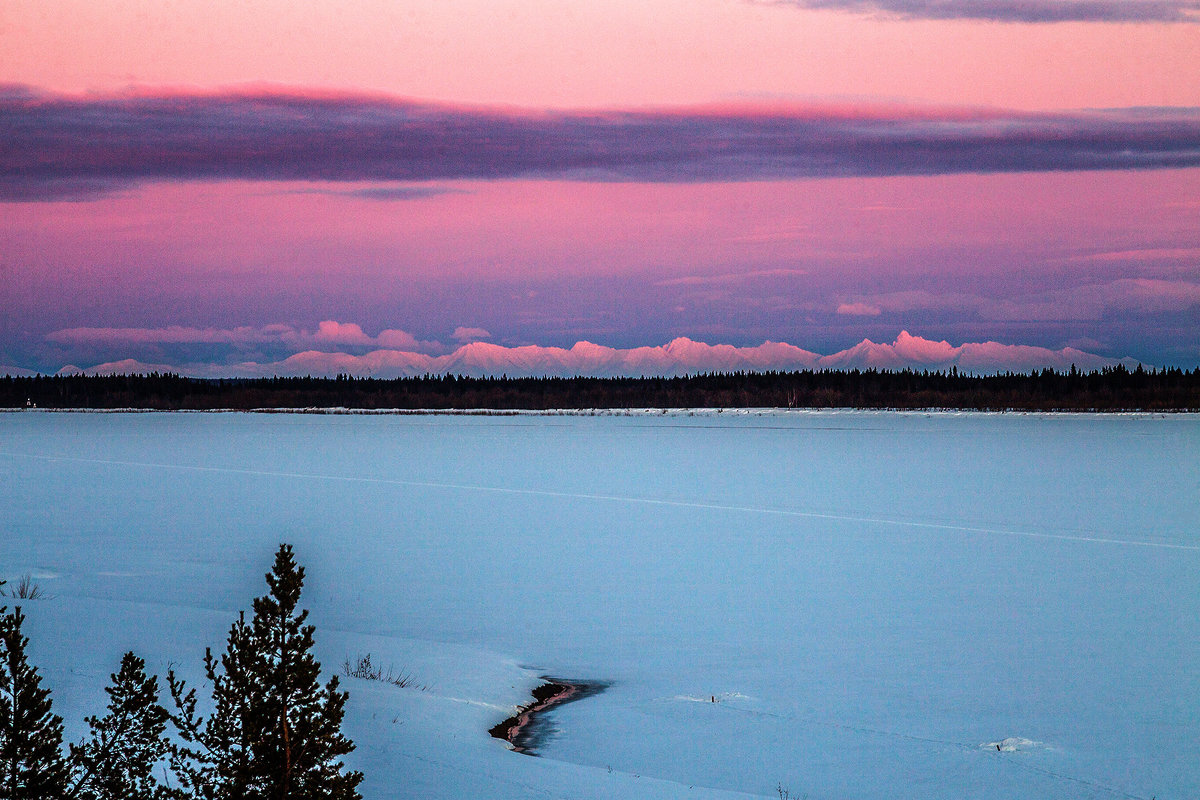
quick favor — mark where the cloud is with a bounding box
[46,324,297,345]
[45,321,442,352]
[1058,246,1200,263]
[656,268,808,286]
[834,281,1200,322]
[0,177,132,202]
[769,0,1200,23]
[836,302,883,316]
[313,321,374,346]
[4,88,1200,200]
[51,332,1135,378]
[451,327,492,343]
[723,228,810,244]
[342,185,465,200]
[836,290,985,314]
[287,184,466,200]
[984,278,1200,320]
[375,329,426,350]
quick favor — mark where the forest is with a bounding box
[2,365,1199,412]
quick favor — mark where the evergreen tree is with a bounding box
[168,544,362,800]
[0,606,70,798]
[168,613,256,798]
[68,652,172,800]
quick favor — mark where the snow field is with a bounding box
[2,411,1198,799]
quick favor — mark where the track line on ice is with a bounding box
[5,450,1198,552]
[686,699,980,752]
[708,703,1151,800]
[985,757,1150,800]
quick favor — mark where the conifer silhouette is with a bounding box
[167,610,255,797]
[0,606,70,798]
[68,652,171,800]
[168,544,362,799]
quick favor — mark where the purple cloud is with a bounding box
[45,321,444,353]
[288,184,466,200]
[837,279,1200,322]
[451,327,493,343]
[769,0,1200,22]
[3,88,1199,200]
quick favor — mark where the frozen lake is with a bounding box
[2,410,1198,799]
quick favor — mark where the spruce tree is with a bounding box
[168,613,257,798]
[0,606,70,798]
[68,652,171,800]
[169,544,362,800]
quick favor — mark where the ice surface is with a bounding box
[1,410,1198,799]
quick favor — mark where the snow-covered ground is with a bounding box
[2,410,1197,799]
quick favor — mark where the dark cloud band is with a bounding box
[770,0,1200,22]
[3,87,1199,200]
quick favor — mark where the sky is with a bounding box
[2,0,1199,375]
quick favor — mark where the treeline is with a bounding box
[3,364,1200,411]
[0,545,362,799]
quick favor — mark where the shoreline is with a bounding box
[489,680,603,755]
[2,407,1193,416]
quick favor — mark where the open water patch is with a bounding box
[489,678,607,755]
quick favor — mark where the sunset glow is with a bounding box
[2,0,1198,374]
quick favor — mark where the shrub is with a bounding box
[342,654,425,689]
[0,575,46,601]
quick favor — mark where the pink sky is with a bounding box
[5,0,1199,108]
[1,0,1198,373]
